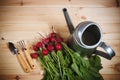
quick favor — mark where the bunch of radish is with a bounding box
[31,32,63,58]
[31,28,103,80]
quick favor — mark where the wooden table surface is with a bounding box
[0,0,120,80]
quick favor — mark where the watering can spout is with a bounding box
[63,8,75,34]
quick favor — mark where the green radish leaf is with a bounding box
[88,67,101,77]
[80,66,95,80]
[48,62,59,75]
[71,63,82,77]
[57,51,66,67]
[53,76,59,80]
[72,52,90,68]
[94,56,103,70]
[89,56,95,66]
[89,55,103,71]
[84,72,96,80]
[51,51,58,60]
[82,60,90,68]
[65,68,75,80]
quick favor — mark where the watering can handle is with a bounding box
[63,8,75,34]
[95,42,115,60]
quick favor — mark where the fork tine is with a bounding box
[21,40,26,49]
[18,40,26,50]
[22,40,26,48]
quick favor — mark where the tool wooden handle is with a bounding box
[17,53,31,73]
[24,50,36,69]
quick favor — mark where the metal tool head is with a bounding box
[18,40,27,51]
[8,42,19,55]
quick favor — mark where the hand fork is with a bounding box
[18,40,35,69]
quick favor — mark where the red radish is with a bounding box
[55,43,62,50]
[50,33,56,37]
[56,37,63,42]
[42,49,49,55]
[33,45,39,51]
[43,38,50,44]
[31,53,39,59]
[36,42,43,48]
[47,44,54,52]
[50,37,56,42]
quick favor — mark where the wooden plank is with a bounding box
[0,24,51,42]
[0,74,120,80]
[0,0,21,6]
[0,74,44,80]
[100,56,120,74]
[0,23,119,41]
[0,0,117,7]
[0,23,119,35]
[102,74,120,80]
[0,7,120,24]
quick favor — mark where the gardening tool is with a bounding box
[63,8,115,60]
[18,40,35,69]
[8,42,31,73]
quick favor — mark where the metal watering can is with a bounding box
[63,8,115,60]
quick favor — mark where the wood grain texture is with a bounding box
[0,74,44,80]
[0,74,120,80]
[0,0,117,7]
[0,7,120,24]
[0,0,120,80]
